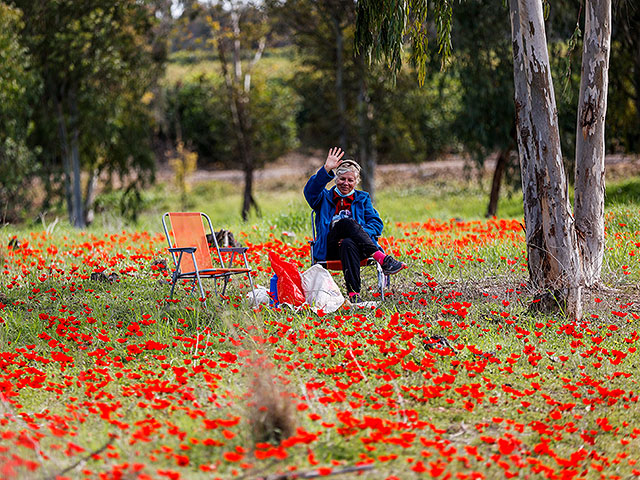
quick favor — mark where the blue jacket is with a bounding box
[304,166,384,261]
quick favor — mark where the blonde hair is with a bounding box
[335,159,361,183]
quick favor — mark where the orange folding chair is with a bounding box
[309,211,389,299]
[162,212,256,306]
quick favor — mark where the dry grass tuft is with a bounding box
[246,358,297,446]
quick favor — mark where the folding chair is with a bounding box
[309,211,389,299]
[162,212,256,307]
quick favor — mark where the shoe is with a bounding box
[348,293,360,304]
[382,255,406,275]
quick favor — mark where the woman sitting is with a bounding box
[304,147,406,303]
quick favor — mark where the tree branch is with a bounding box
[43,436,117,480]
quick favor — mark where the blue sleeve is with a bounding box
[304,166,334,209]
[361,195,384,240]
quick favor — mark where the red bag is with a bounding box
[269,252,305,306]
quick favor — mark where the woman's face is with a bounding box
[336,171,357,195]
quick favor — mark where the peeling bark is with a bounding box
[510,0,544,285]
[510,0,583,319]
[574,0,611,287]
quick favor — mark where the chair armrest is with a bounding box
[219,247,248,253]
[169,247,197,254]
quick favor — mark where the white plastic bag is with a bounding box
[300,264,345,313]
[247,285,270,306]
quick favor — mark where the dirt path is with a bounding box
[158,151,640,187]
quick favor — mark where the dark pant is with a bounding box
[326,218,379,293]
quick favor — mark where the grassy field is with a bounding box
[1,174,640,479]
[163,48,300,86]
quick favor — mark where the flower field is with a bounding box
[1,214,640,480]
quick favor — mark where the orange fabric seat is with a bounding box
[162,212,255,306]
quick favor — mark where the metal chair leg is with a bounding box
[191,252,207,308]
[169,251,184,301]
[376,263,385,300]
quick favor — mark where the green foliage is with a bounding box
[355,0,452,85]
[450,0,514,159]
[281,3,456,163]
[94,186,148,225]
[549,40,582,172]
[373,70,460,162]
[250,76,300,166]
[165,74,232,165]
[164,73,299,168]
[0,3,36,123]
[448,0,586,183]
[9,0,166,226]
[0,2,40,223]
[608,24,640,153]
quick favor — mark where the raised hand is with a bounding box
[324,147,345,173]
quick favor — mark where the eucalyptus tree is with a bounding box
[215,0,268,220]
[268,0,381,198]
[11,0,166,227]
[449,0,516,218]
[355,0,612,317]
[176,0,298,221]
[0,3,40,223]
[573,0,612,287]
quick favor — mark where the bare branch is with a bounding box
[43,435,117,480]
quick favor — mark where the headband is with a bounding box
[335,159,361,178]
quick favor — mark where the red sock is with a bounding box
[372,251,386,264]
[349,291,359,299]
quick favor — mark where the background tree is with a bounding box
[214,0,269,220]
[269,0,455,200]
[450,0,517,217]
[607,1,639,152]
[0,2,40,223]
[165,76,235,166]
[10,0,166,227]
[445,0,585,218]
[269,0,383,197]
[355,0,612,317]
[169,0,299,221]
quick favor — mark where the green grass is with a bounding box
[1,202,640,479]
[606,177,640,205]
[3,169,640,479]
[377,180,525,222]
[140,173,640,228]
[163,47,300,86]
[19,171,640,250]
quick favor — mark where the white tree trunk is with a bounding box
[509,0,543,284]
[574,0,611,287]
[71,125,84,228]
[511,0,583,318]
[54,99,74,223]
[69,91,85,228]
